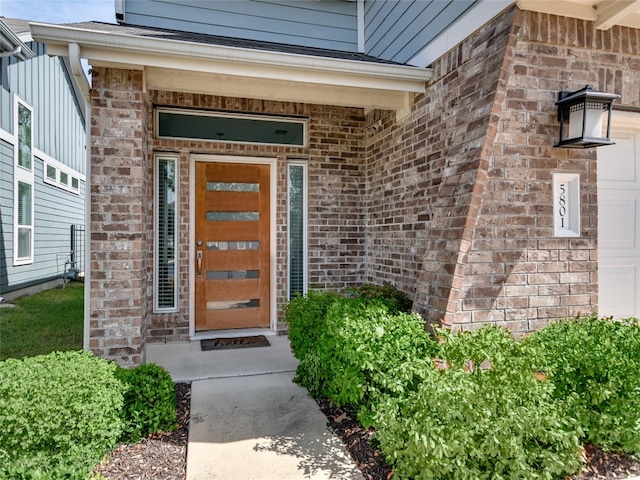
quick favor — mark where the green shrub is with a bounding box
[435,324,522,370]
[0,448,101,480]
[322,298,436,426]
[285,292,436,426]
[377,326,583,480]
[116,363,177,443]
[283,290,342,396]
[0,350,124,478]
[283,290,341,361]
[345,283,413,313]
[526,316,640,453]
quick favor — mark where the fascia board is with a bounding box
[31,22,431,92]
[86,45,425,93]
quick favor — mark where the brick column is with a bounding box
[88,67,148,366]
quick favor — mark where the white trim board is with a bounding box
[0,128,15,145]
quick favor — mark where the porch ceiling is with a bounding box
[30,22,432,119]
[517,0,640,30]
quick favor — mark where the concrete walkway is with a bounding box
[147,335,364,480]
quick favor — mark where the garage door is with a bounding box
[598,115,640,319]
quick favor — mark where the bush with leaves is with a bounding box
[344,283,413,314]
[116,363,177,443]
[283,290,341,363]
[376,326,583,480]
[0,350,124,479]
[526,315,640,453]
[321,298,437,426]
[283,290,342,397]
[285,292,436,426]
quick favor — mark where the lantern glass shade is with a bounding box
[568,103,604,139]
[555,86,620,148]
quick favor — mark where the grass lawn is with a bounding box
[0,282,84,360]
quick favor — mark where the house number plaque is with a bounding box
[553,173,580,238]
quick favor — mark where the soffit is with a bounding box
[517,0,640,29]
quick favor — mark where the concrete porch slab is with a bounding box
[146,335,298,382]
[188,372,364,480]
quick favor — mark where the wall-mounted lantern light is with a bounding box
[555,85,620,148]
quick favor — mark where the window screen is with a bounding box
[288,163,306,298]
[155,156,178,311]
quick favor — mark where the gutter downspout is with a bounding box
[68,42,90,102]
[67,41,92,353]
[83,111,91,353]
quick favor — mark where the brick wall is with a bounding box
[365,7,521,326]
[144,93,366,340]
[89,67,148,366]
[364,6,640,332]
[459,10,640,331]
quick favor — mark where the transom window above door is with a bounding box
[156,108,307,147]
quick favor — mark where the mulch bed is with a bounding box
[93,382,191,480]
[94,383,640,480]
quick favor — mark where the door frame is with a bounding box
[189,154,278,339]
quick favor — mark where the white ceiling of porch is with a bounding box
[517,0,640,30]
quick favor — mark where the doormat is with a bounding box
[200,335,270,351]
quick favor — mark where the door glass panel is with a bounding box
[207,211,259,221]
[207,270,260,280]
[207,182,259,192]
[206,299,260,310]
[207,241,260,250]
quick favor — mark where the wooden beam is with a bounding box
[595,0,640,29]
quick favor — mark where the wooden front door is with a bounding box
[195,161,270,331]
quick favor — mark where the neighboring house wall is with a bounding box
[1,42,85,169]
[120,0,358,52]
[0,39,85,298]
[363,0,477,63]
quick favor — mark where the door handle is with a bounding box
[197,250,203,278]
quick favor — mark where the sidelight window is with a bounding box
[154,155,179,311]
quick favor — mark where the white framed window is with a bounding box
[287,161,308,299]
[42,151,83,195]
[14,96,34,265]
[154,154,179,312]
